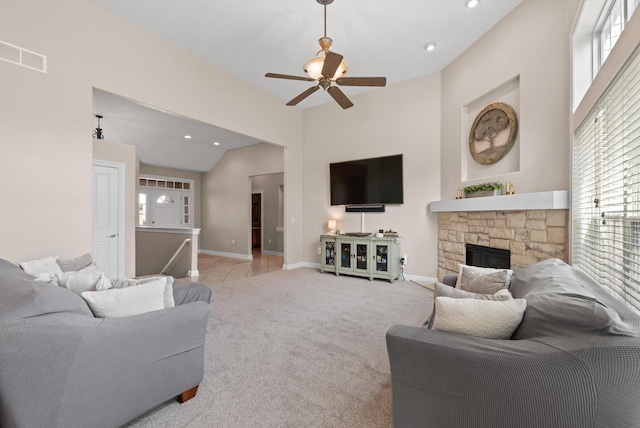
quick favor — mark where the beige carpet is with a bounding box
[125,268,433,428]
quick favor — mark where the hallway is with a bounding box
[195,250,284,284]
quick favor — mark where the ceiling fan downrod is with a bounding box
[318,0,333,53]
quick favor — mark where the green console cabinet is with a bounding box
[320,234,402,283]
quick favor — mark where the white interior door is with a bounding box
[93,163,122,278]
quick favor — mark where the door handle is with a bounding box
[107,234,117,238]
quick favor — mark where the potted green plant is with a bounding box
[463,182,504,198]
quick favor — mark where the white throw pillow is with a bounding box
[20,256,63,281]
[432,296,526,339]
[81,279,166,318]
[55,271,112,294]
[455,264,514,294]
[427,282,513,329]
[132,276,175,308]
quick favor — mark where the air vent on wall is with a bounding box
[0,41,47,73]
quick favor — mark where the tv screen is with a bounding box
[330,154,403,206]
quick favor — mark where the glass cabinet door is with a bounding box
[375,244,389,273]
[324,241,335,266]
[356,243,368,271]
[340,242,352,269]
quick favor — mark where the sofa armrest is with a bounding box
[386,325,596,428]
[441,274,457,287]
[172,279,212,305]
[0,302,210,428]
[68,301,211,426]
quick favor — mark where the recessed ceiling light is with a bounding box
[425,42,437,51]
[184,135,192,139]
[465,0,480,8]
[213,142,221,146]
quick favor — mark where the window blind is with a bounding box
[573,48,640,310]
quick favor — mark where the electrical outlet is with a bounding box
[317,247,322,255]
[268,238,272,244]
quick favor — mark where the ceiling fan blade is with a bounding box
[322,51,344,79]
[327,86,354,109]
[266,73,316,82]
[286,86,320,106]
[336,77,387,87]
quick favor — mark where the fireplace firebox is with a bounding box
[466,244,511,269]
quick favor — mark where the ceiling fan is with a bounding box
[265,0,386,109]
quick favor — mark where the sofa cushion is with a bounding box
[432,296,526,339]
[510,258,638,340]
[0,259,93,322]
[455,264,513,294]
[81,278,166,318]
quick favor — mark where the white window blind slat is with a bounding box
[574,49,640,311]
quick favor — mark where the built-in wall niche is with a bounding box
[462,76,520,182]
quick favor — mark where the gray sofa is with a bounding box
[386,258,640,428]
[0,258,211,428]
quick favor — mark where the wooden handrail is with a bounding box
[160,238,191,275]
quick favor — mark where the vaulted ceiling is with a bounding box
[91,0,524,171]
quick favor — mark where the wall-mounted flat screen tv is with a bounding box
[330,154,403,206]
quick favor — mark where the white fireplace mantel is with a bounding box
[430,190,570,213]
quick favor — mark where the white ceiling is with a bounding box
[93,89,262,172]
[91,0,524,171]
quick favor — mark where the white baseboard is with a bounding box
[199,249,253,261]
[283,261,319,270]
[261,250,284,256]
[403,274,437,283]
[282,262,437,283]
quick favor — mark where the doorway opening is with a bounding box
[250,173,284,257]
[252,192,262,249]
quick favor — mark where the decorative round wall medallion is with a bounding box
[468,102,518,165]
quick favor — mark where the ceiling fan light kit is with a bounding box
[265,0,386,109]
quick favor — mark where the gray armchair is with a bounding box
[386,259,640,428]
[0,258,211,428]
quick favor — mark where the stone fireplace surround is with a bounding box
[437,209,568,281]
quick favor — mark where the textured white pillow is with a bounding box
[20,256,63,281]
[55,271,112,294]
[432,296,526,339]
[455,264,514,294]
[427,282,513,329]
[131,276,175,308]
[81,279,166,318]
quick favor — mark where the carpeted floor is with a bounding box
[125,268,433,428]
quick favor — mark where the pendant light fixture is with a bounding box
[93,114,105,140]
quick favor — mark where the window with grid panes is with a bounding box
[573,49,640,311]
[138,175,194,227]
